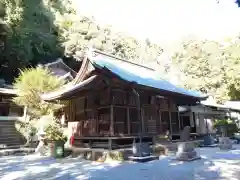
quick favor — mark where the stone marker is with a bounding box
[175,142,200,161]
[129,142,158,163]
[219,137,234,150]
[199,134,218,147]
[180,126,191,142]
[175,126,201,161]
[132,142,152,157]
[203,135,215,145]
[35,130,48,156]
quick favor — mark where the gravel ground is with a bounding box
[0,145,240,180]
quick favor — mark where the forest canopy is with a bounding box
[0,0,162,82]
[0,0,239,102]
[171,37,240,103]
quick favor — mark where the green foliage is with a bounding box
[0,0,66,82]
[106,151,124,162]
[59,15,162,62]
[45,122,66,141]
[0,0,162,82]
[214,119,231,127]
[214,119,239,136]
[13,67,65,117]
[15,120,37,140]
[172,37,240,103]
[2,0,239,105]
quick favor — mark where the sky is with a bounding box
[72,0,240,51]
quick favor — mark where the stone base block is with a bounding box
[219,137,234,150]
[176,150,200,161]
[175,142,201,161]
[175,155,201,162]
[132,143,152,157]
[203,135,215,146]
[152,145,168,156]
[219,144,234,150]
[199,144,218,148]
[70,147,133,162]
[129,155,159,163]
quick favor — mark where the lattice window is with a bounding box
[161,111,170,133]
[114,107,127,135]
[98,108,110,136]
[159,99,169,110]
[129,108,139,134]
[112,90,127,105]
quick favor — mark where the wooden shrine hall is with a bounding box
[42,49,207,150]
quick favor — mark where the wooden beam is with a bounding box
[178,111,181,132]
[159,110,162,134]
[108,139,113,150]
[141,107,145,133]
[109,87,114,136]
[72,100,76,122]
[110,105,114,136]
[169,111,172,135]
[127,107,130,134]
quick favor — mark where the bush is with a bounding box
[214,119,239,136]
[15,120,37,145]
[45,123,67,142]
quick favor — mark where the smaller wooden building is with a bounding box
[179,100,229,136]
[0,88,24,118]
[38,58,77,81]
[42,49,207,149]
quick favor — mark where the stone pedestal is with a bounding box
[132,142,152,157]
[129,142,158,162]
[219,137,233,150]
[175,142,201,161]
[35,131,48,156]
[203,135,215,145]
[200,135,218,147]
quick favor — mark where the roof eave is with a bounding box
[41,75,97,101]
[0,88,18,96]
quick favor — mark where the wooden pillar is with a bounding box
[168,99,173,139]
[68,101,72,122]
[169,111,172,135]
[96,108,99,134]
[178,111,181,132]
[110,105,114,136]
[159,110,162,134]
[69,100,75,122]
[127,107,130,134]
[141,107,145,133]
[109,88,114,136]
[126,92,131,134]
[108,139,113,150]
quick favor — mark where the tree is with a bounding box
[0,0,162,82]
[172,37,240,102]
[0,0,67,82]
[13,67,65,117]
[58,15,162,63]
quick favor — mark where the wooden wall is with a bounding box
[67,87,180,137]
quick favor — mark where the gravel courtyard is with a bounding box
[0,145,240,180]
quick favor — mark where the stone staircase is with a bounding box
[0,120,26,148]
